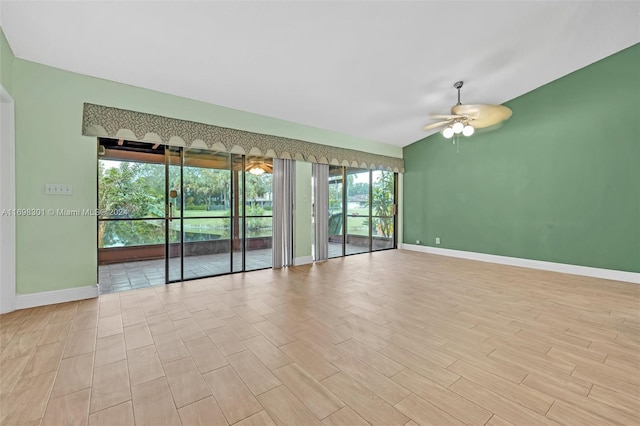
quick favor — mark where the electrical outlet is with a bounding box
[416,240,421,245]
[435,237,441,245]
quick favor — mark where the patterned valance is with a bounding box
[82,103,404,172]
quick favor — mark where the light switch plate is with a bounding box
[45,184,73,195]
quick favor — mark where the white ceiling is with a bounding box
[1,1,638,147]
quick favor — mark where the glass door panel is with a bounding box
[232,155,244,272]
[97,140,167,294]
[166,146,182,282]
[181,150,232,280]
[371,170,395,251]
[323,166,397,261]
[345,168,370,255]
[328,165,344,258]
[245,158,273,271]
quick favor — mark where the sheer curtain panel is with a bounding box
[272,159,295,268]
[312,163,329,261]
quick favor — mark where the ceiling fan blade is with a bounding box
[423,120,452,130]
[429,113,461,120]
[473,122,505,135]
[451,104,512,128]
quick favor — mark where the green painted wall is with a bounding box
[12,59,400,294]
[0,27,14,95]
[403,43,640,273]
[397,173,404,244]
[294,161,313,260]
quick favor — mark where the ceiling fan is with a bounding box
[246,158,272,175]
[424,81,512,139]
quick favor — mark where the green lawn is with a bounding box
[101,207,390,248]
[173,209,272,238]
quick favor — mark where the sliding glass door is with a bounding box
[175,149,234,280]
[346,168,371,255]
[327,166,397,258]
[328,166,344,258]
[97,139,273,293]
[167,146,182,281]
[244,164,273,271]
[371,170,396,251]
[97,143,168,291]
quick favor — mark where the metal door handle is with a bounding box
[166,203,174,221]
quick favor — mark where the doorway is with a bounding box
[97,139,273,294]
[328,166,397,258]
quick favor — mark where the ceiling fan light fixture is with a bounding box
[423,80,513,149]
[248,166,265,176]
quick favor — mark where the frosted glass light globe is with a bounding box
[462,125,475,136]
[249,167,265,176]
[452,122,464,134]
[442,127,454,138]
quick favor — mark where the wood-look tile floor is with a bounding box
[1,250,638,426]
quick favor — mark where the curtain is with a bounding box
[272,159,295,268]
[312,163,329,261]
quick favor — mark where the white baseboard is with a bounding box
[15,284,99,310]
[293,256,314,266]
[400,244,640,284]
